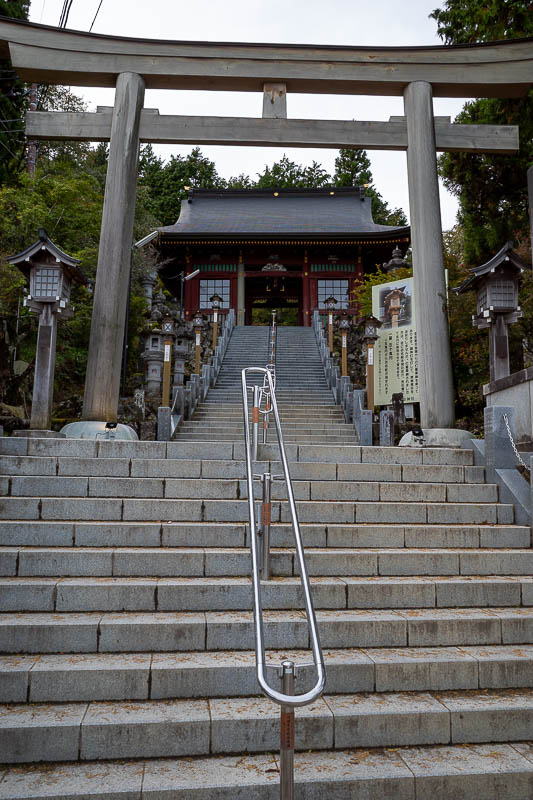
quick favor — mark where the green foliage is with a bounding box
[350,266,413,317]
[431,0,533,267]
[256,155,330,188]
[0,0,29,184]
[333,149,408,225]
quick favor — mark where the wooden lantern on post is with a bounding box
[338,313,350,377]
[192,311,204,376]
[161,313,176,408]
[8,229,85,433]
[453,241,528,383]
[210,292,223,350]
[362,313,382,412]
[324,294,337,354]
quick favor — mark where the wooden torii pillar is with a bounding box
[2,18,530,429]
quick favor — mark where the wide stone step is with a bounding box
[5,687,533,764]
[3,742,533,799]
[4,572,533,612]
[5,547,533,581]
[3,607,533,653]
[7,643,533,704]
[0,496,512,524]
[1,521,527,549]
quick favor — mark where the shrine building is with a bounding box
[156,187,410,325]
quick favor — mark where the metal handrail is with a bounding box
[241,365,326,707]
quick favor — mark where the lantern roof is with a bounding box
[7,228,86,285]
[453,241,529,295]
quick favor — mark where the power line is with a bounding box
[89,0,104,33]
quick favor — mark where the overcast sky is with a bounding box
[28,0,467,229]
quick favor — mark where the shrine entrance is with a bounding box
[245,275,303,326]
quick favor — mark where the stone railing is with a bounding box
[157,309,235,440]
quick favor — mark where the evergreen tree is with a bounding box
[0,0,30,183]
[430,0,533,265]
[255,155,330,188]
[333,149,408,225]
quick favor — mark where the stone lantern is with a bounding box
[141,292,166,396]
[453,241,528,383]
[7,229,85,434]
[382,246,409,275]
[361,313,383,411]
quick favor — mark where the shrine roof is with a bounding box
[453,240,530,294]
[157,188,410,240]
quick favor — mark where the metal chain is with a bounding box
[502,413,530,473]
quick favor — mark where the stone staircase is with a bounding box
[1,324,533,797]
[176,325,356,444]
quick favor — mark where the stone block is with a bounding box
[463,644,533,688]
[380,482,445,503]
[166,479,238,499]
[56,578,157,612]
[422,448,473,465]
[329,691,449,748]
[337,463,402,482]
[18,548,112,577]
[436,578,521,607]
[464,465,485,483]
[255,442,298,462]
[114,548,205,577]
[97,440,166,459]
[497,504,515,524]
[203,499,257,522]
[447,483,498,503]
[0,498,40,520]
[327,525,405,548]
[369,646,478,692]
[0,612,100,653]
[346,577,435,608]
[30,653,151,701]
[404,526,478,549]
[158,577,252,611]
[142,753,280,799]
[41,498,122,521]
[151,650,258,699]
[162,523,246,548]
[80,698,210,759]
[266,523,327,548]
[75,522,161,547]
[310,481,379,502]
[298,444,361,463]
[441,689,533,743]
[497,608,533,643]
[28,438,97,457]
[210,696,333,753]
[462,551,533,575]
[0,455,56,476]
[404,609,501,647]
[167,441,234,460]
[379,550,459,576]
[362,446,421,464]
[204,548,291,577]
[58,457,130,477]
[316,610,407,649]
[402,464,463,483]
[201,460,250,479]
[206,610,308,650]
[318,648,375,693]
[0,548,17,575]
[123,498,202,522]
[98,611,206,652]
[479,527,531,548]
[0,702,86,763]
[0,438,27,456]
[0,522,74,548]
[274,461,336,480]
[0,757,143,798]
[10,475,88,497]
[132,458,202,478]
[401,742,533,800]
[356,502,427,524]
[281,501,354,524]
[0,655,35,702]
[0,578,56,611]
[426,503,497,524]
[89,477,164,498]
[302,549,377,577]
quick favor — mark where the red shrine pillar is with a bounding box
[302,250,311,326]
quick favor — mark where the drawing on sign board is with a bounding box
[378,283,412,329]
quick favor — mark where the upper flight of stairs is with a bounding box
[1,324,533,798]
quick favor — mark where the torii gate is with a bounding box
[1,18,530,430]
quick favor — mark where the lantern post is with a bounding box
[192,311,204,376]
[339,313,350,377]
[362,313,382,412]
[210,292,223,350]
[324,294,338,354]
[161,313,176,408]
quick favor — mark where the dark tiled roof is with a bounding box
[158,188,409,238]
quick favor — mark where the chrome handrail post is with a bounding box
[252,384,260,463]
[280,660,295,800]
[261,472,272,580]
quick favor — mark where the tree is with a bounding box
[430,0,533,266]
[333,149,408,225]
[256,155,330,188]
[0,0,30,184]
